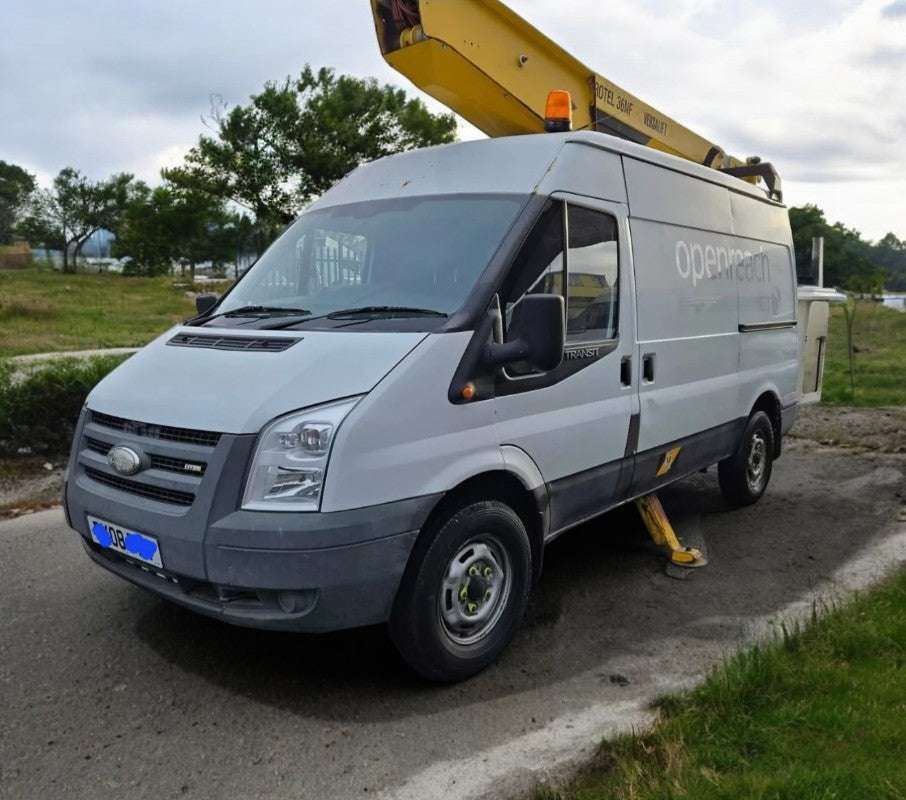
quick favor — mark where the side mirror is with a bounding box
[195,294,218,315]
[486,294,564,372]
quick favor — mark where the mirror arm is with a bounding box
[485,339,530,370]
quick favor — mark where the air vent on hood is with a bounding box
[167,333,301,352]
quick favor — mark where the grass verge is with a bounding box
[0,266,230,357]
[535,568,906,800]
[822,300,906,406]
[0,354,130,457]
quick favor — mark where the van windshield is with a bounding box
[215,194,526,322]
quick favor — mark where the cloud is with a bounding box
[882,1,906,16]
[861,46,906,66]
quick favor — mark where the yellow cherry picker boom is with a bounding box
[369,0,781,199]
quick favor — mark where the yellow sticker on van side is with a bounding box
[656,446,682,477]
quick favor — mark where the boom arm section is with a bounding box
[370,0,780,197]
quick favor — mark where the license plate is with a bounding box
[87,515,163,569]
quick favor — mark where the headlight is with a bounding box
[242,397,361,511]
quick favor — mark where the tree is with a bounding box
[0,161,36,244]
[164,65,457,229]
[115,184,236,278]
[22,168,134,273]
[788,204,879,289]
[872,232,906,291]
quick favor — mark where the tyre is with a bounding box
[718,410,774,506]
[389,500,532,682]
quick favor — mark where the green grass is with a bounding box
[0,354,131,456]
[0,266,229,357]
[822,300,906,406]
[537,569,906,800]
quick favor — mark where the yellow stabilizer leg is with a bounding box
[635,494,708,569]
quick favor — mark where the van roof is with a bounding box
[312,131,782,212]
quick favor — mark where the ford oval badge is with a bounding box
[108,445,142,476]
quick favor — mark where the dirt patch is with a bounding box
[0,458,63,519]
[791,405,906,453]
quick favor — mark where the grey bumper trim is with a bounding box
[78,492,443,632]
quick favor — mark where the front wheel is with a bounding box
[718,410,774,506]
[389,500,532,682]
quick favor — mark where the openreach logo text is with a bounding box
[675,240,772,287]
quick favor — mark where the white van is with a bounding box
[64,131,800,681]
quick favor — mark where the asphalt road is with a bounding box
[2,440,905,800]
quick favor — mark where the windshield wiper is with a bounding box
[240,305,450,331]
[196,305,312,323]
[224,305,312,317]
[325,306,448,319]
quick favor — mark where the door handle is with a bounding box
[620,355,632,387]
[642,353,656,383]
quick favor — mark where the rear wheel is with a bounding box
[718,410,774,506]
[389,500,532,682]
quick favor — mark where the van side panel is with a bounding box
[535,143,627,204]
[623,158,734,231]
[624,159,740,453]
[735,237,799,410]
[730,192,799,410]
[629,217,741,452]
[322,332,504,513]
[728,192,792,244]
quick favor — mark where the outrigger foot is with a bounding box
[635,494,708,571]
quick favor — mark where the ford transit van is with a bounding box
[64,131,801,681]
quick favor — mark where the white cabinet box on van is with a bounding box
[64,131,804,681]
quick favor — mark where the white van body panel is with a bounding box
[314,136,627,213]
[87,327,427,435]
[622,157,797,452]
[322,332,502,512]
[499,445,545,491]
[532,144,627,204]
[315,136,566,208]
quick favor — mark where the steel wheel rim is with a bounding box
[438,535,512,647]
[746,431,767,492]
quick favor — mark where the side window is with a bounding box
[565,205,619,343]
[501,201,618,375]
[501,201,564,337]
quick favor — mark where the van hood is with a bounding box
[87,327,428,434]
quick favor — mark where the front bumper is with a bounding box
[65,408,440,632]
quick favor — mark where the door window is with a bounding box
[565,205,619,343]
[501,200,619,374]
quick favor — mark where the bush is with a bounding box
[0,355,129,457]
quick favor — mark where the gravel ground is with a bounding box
[791,404,906,453]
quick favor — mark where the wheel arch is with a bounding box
[413,470,548,585]
[750,390,782,458]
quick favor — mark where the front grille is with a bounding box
[84,467,196,507]
[85,437,207,476]
[89,411,221,448]
[85,437,110,456]
[151,454,206,476]
[167,333,300,352]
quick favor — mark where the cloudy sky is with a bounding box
[2,0,905,241]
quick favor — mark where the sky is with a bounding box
[2,0,905,242]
